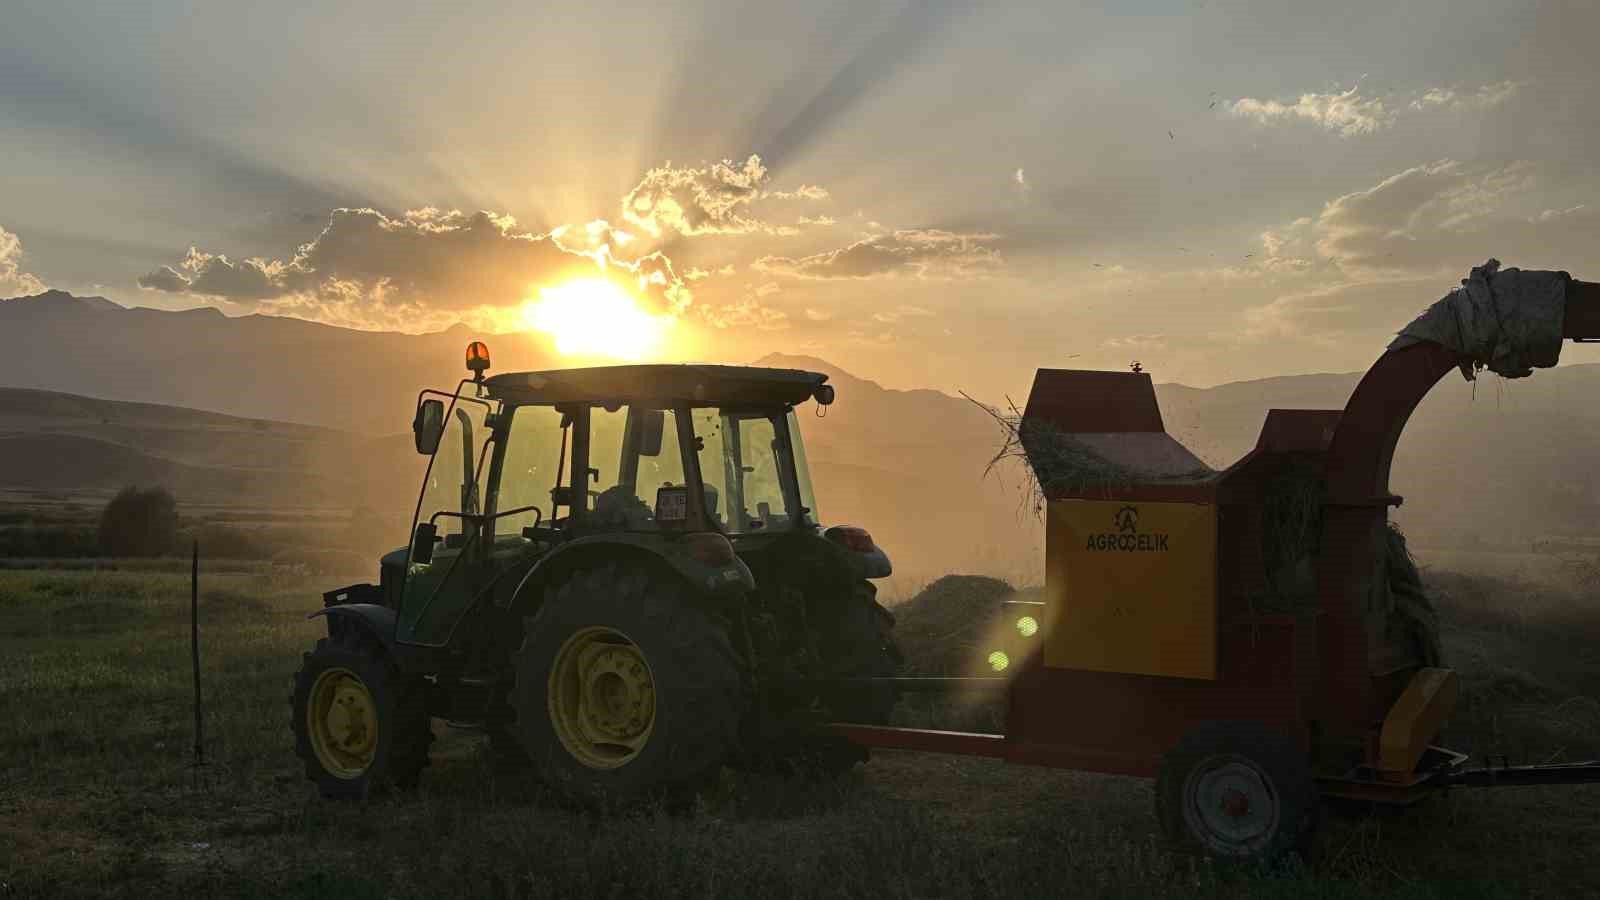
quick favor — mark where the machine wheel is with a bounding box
[509,564,744,807]
[291,630,432,800]
[1155,720,1320,864]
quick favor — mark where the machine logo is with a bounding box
[1086,504,1170,552]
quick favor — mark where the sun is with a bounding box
[522,278,672,361]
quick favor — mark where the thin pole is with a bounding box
[191,539,204,768]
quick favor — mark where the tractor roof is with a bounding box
[483,364,829,407]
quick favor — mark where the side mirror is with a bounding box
[640,408,665,457]
[413,399,445,455]
[410,521,438,565]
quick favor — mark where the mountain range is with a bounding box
[3,289,1598,577]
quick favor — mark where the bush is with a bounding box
[98,486,179,557]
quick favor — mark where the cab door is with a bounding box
[399,389,494,646]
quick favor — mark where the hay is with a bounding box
[965,396,1211,512]
[1255,462,1327,613]
[1378,522,1444,668]
[893,575,1022,675]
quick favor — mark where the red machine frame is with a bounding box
[827,279,1600,798]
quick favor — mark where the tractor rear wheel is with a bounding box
[510,564,743,807]
[743,584,902,778]
[1155,720,1320,864]
[291,630,432,800]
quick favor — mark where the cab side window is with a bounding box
[498,405,568,537]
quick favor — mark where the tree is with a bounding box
[98,486,179,557]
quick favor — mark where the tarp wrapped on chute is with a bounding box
[1390,258,1571,380]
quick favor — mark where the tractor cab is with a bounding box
[392,346,850,647]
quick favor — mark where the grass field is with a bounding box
[2,562,1598,899]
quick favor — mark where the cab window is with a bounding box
[588,405,692,530]
[497,404,568,537]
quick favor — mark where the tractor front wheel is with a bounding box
[510,564,744,807]
[1155,720,1320,864]
[290,630,432,799]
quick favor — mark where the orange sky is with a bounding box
[4,1,1600,398]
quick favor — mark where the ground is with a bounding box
[2,557,1597,899]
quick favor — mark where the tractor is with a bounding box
[292,342,901,803]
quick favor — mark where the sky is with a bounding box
[4,0,1600,400]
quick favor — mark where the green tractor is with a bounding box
[292,342,902,803]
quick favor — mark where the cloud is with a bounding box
[1230,80,1527,137]
[1230,84,1395,136]
[1101,333,1168,350]
[0,225,47,297]
[137,207,691,328]
[770,185,830,201]
[1306,159,1545,272]
[142,247,285,299]
[135,265,191,294]
[1235,158,1600,344]
[1409,80,1528,112]
[1014,168,1029,194]
[700,297,790,331]
[753,229,1002,280]
[1242,278,1440,343]
[620,154,826,238]
[872,304,934,324]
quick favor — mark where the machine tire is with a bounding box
[1155,720,1320,864]
[509,564,743,807]
[291,630,432,800]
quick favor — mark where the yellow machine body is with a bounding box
[1378,667,1460,780]
[1043,499,1218,680]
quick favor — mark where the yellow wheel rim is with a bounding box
[547,626,656,770]
[307,667,379,779]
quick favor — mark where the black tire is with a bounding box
[822,585,903,723]
[290,629,432,800]
[485,690,531,774]
[744,583,903,778]
[1154,720,1320,864]
[509,564,744,807]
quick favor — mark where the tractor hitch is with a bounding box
[788,675,1010,695]
[1436,759,1600,788]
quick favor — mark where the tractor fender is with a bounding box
[773,529,884,585]
[509,533,754,617]
[308,603,399,657]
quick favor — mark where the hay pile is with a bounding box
[892,575,1033,675]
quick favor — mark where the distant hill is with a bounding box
[4,292,1600,577]
[0,289,557,433]
[0,386,421,514]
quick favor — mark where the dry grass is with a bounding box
[1,562,1597,899]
